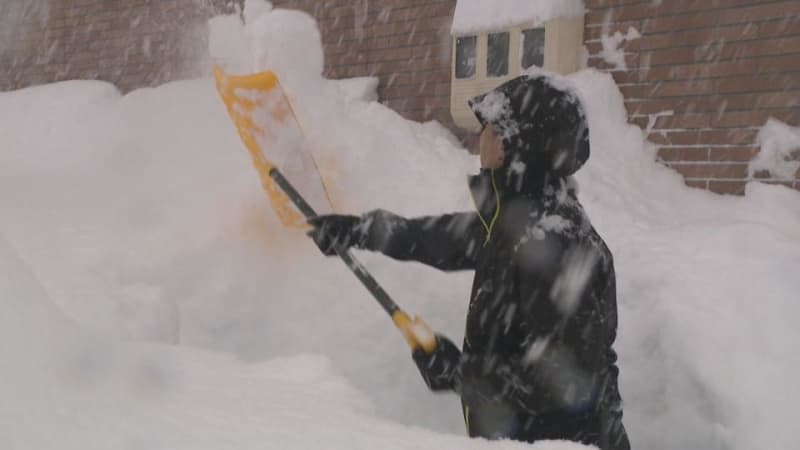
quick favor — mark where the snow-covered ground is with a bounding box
[1,2,799,449]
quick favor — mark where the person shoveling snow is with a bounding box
[308,74,630,450]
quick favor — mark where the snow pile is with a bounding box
[1,1,799,449]
[599,27,641,71]
[750,118,800,180]
[209,2,323,83]
[3,236,564,450]
[569,69,800,449]
[452,0,585,34]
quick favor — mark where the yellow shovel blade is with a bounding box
[214,66,309,228]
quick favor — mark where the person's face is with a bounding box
[479,125,504,169]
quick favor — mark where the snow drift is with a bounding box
[452,0,585,34]
[751,118,800,180]
[1,1,799,449]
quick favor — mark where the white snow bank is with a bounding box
[569,69,800,449]
[750,118,800,180]
[4,235,577,450]
[209,2,323,82]
[452,0,585,34]
[1,1,799,450]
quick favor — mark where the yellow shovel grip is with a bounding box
[392,310,437,354]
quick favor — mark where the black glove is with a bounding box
[306,214,365,256]
[454,355,507,406]
[412,334,462,392]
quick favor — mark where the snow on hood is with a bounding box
[452,0,585,34]
[469,73,590,192]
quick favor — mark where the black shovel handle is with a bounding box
[269,169,400,316]
[269,168,436,354]
[268,169,437,354]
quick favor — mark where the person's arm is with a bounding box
[308,209,484,271]
[457,241,610,415]
[359,209,483,271]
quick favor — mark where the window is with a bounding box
[522,28,545,69]
[487,32,509,77]
[455,36,477,79]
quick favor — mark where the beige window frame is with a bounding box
[450,16,585,131]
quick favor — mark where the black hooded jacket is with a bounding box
[356,75,629,449]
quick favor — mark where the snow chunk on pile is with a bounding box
[599,27,641,71]
[209,0,324,82]
[452,0,585,34]
[750,118,800,180]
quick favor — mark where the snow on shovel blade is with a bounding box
[214,67,332,228]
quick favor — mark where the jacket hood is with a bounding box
[469,74,590,196]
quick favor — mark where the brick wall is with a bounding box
[3,0,799,192]
[0,0,234,93]
[584,0,800,194]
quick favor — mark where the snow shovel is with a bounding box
[213,67,437,354]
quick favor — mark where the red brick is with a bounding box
[626,99,688,116]
[654,114,711,130]
[669,162,748,179]
[713,110,800,128]
[627,94,792,117]
[650,129,758,146]
[618,84,651,99]
[717,1,800,26]
[650,80,715,98]
[332,31,443,53]
[716,74,800,94]
[753,93,800,109]
[651,0,769,16]
[709,146,759,162]
[685,179,709,190]
[363,46,414,62]
[585,41,604,55]
[720,36,800,60]
[624,33,676,51]
[382,96,448,112]
[759,54,800,74]
[640,0,800,34]
[586,4,658,23]
[640,12,718,34]
[657,147,710,162]
[380,82,450,99]
[709,180,747,195]
[586,0,650,8]
[758,16,800,38]
[678,23,759,46]
[670,60,756,80]
[629,116,649,129]
[376,69,451,87]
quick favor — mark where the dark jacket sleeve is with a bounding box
[357,209,484,272]
[458,239,610,415]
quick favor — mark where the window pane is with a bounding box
[522,28,545,69]
[455,36,477,79]
[487,32,509,77]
